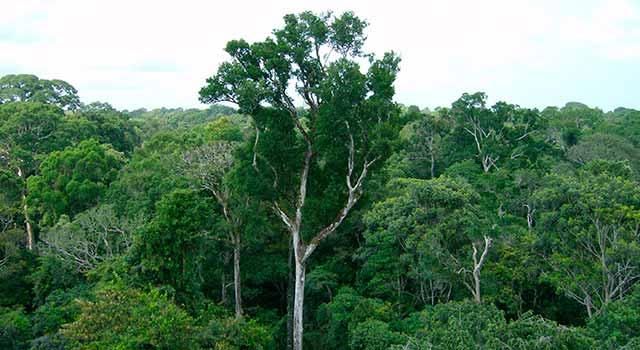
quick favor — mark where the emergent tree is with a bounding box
[199,11,401,349]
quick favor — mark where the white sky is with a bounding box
[2,0,639,111]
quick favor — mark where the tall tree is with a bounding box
[0,102,65,249]
[181,140,246,317]
[0,74,80,110]
[200,11,401,349]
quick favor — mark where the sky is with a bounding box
[1,0,639,111]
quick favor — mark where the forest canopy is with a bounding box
[1,11,640,350]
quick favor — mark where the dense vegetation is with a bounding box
[1,11,640,350]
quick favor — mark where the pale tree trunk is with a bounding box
[286,241,294,350]
[23,195,34,251]
[17,167,34,251]
[560,219,640,317]
[460,236,493,303]
[472,236,492,303]
[524,204,535,230]
[425,136,436,179]
[481,154,499,173]
[292,257,306,350]
[463,123,499,173]
[233,234,243,318]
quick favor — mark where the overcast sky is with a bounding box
[2,0,639,111]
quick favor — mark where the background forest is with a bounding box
[1,11,640,350]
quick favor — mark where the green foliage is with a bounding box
[349,319,404,350]
[30,256,84,306]
[200,10,403,239]
[199,305,274,349]
[0,229,36,307]
[601,107,640,147]
[587,285,640,349]
[489,312,597,349]
[535,160,640,316]
[129,189,215,309]
[106,130,197,218]
[27,139,124,226]
[0,74,80,110]
[542,102,604,150]
[29,333,69,350]
[567,133,640,176]
[358,176,487,304]
[2,11,640,350]
[38,205,139,273]
[400,301,597,349]
[394,108,450,179]
[62,284,199,350]
[411,301,505,348]
[0,101,66,177]
[0,307,32,350]
[315,287,401,350]
[444,92,550,173]
[31,284,90,337]
[204,116,247,142]
[129,105,236,138]
[63,102,141,155]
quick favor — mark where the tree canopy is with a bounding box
[1,11,639,350]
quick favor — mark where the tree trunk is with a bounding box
[471,236,493,304]
[22,194,34,251]
[221,271,227,305]
[473,267,482,303]
[430,152,436,178]
[286,241,294,350]
[524,204,535,230]
[17,167,34,251]
[233,235,243,318]
[292,259,306,350]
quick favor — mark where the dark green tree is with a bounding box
[129,189,215,310]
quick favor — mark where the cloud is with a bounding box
[0,0,638,111]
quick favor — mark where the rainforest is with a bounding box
[1,10,640,350]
